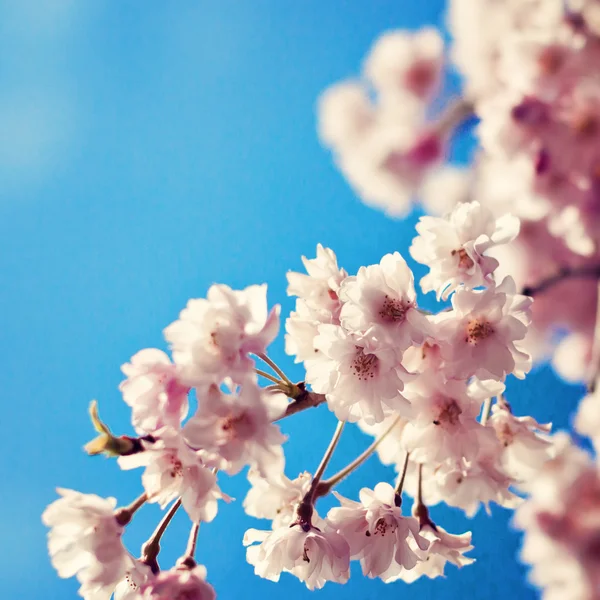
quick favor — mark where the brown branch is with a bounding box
[274,383,327,421]
[522,264,600,297]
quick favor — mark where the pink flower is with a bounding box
[401,377,502,463]
[437,277,532,380]
[164,284,280,386]
[120,349,190,434]
[118,430,223,523]
[339,252,430,350]
[114,561,153,600]
[285,245,347,363]
[183,382,287,480]
[363,28,444,101]
[410,201,520,299]
[243,469,312,528]
[306,324,413,424]
[244,523,350,590]
[489,402,553,480]
[42,489,132,600]
[397,525,475,582]
[575,386,600,453]
[139,565,215,600]
[327,483,429,581]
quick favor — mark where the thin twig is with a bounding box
[255,368,282,385]
[522,264,600,297]
[316,415,403,497]
[141,498,182,573]
[394,452,411,506]
[255,353,294,387]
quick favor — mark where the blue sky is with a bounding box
[0,1,585,598]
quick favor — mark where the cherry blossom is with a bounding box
[183,382,287,480]
[139,565,215,600]
[118,430,223,523]
[339,252,430,349]
[285,245,347,363]
[120,349,190,434]
[436,276,532,380]
[42,489,132,600]
[364,28,444,101]
[410,201,520,299]
[164,284,280,386]
[114,562,153,600]
[397,524,475,582]
[327,483,429,581]
[243,469,312,528]
[305,324,413,424]
[489,401,553,480]
[574,386,600,452]
[244,522,350,590]
[401,376,501,463]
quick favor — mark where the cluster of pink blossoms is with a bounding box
[43,195,580,598]
[318,0,600,379]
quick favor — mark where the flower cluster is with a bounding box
[42,4,600,598]
[515,385,600,599]
[318,1,600,378]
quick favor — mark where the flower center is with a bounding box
[466,319,494,345]
[351,347,379,381]
[168,455,184,478]
[373,516,397,536]
[451,248,475,270]
[378,294,410,323]
[220,412,254,441]
[433,399,462,426]
[496,423,514,447]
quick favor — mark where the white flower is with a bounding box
[410,201,520,300]
[244,523,350,590]
[183,382,287,480]
[164,284,280,386]
[401,376,501,463]
[327,483,429,582]
[118,430,223,523]
[397,524,475,582]
[306,324,413,424]
[285,245,347,363]
[120,349,190,434]
[489,402,553,480]
[437,277,532,380]
[42,489,132,600]
[114,561,153,600]
[317,82,375,149]
[363,28,444,100]
[435,448,521,517]
[243,469,312,528]
[574,386,600,453]
[139,565,215,600]
[339,252,430,350]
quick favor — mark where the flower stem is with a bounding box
[394,452,410,507]
[254,368,283,385]
[256,353,295,388]
[522,263,600,297]
[480,397,493,426]
[141,498,182,574]
[305,420,345,503]
[115,492,148,526]
[316,415,403,497]
[177,522,201,570]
